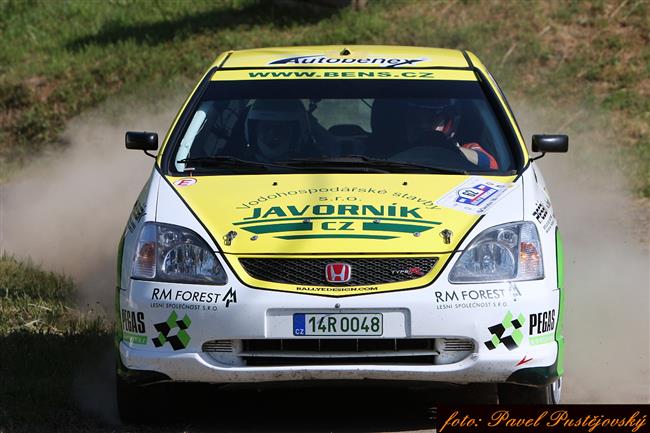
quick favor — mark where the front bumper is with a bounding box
[118,271,561,386]
[119,340,558,385]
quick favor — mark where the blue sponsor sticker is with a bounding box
[455,184,498,206]
[293,313,306,336]
[437,177,513,215]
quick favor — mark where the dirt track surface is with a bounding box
[515,102,650,403]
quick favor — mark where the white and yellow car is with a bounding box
[117,45,568,419]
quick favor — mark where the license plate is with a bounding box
[293,313,383,336]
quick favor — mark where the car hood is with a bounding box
[166,173,517,255]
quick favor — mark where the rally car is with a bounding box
[117,45,568,420]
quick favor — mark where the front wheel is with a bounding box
[498,377,562,404]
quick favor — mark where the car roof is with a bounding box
[211,45,471,69]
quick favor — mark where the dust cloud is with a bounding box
[0,94,183,313]
[513,100,650,403]
[0,92,647,403]
[0,95,185,425]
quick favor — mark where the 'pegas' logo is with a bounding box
[233,204,441,241]
[269,55,427,68]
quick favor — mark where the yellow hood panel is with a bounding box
[168,173,513,255]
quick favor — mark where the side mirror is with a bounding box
[532,134,568,153]
[125,131,158,151]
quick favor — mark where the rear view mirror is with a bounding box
[532,134,568,153]
[125,131,158,151]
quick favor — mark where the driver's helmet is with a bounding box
[406,98,460,140]
[245,99,311,160]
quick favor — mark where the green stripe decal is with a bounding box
[362,222,435,233]
[241,222,312,234]
[555,228,565,377]
[123,332,147,345]
[529,333,555,346]
[274,234,397,240]
[234,216,442,226]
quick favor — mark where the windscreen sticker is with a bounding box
[269,55,428,68]
[435,177,514,215]
[211,69,476,81]
[248,70,437,79]
[174,178,197,187]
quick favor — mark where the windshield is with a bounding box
[167,79,517,175]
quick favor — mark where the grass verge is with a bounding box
[0,253,112,431]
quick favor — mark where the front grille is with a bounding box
[245,356,437,366]
[201,338,475,367]
[243,338,437,355]
[441,338,475,352]
[242,338,439,366]
[202,340,233,352]
[239,257,438,286]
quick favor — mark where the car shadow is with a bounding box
[66,1,338,52]
[0,330,118,432]
[148,381,494,432]
[0,330,494,432]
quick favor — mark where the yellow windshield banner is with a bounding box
[216,46,471,69]
[210,69,477,81]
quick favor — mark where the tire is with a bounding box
[498,377,562,404]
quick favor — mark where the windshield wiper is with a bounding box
[177,156,292,171]
[277,157,390,173]
[282,156,469,175]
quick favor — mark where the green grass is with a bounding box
[0,254,111,430]
[0,253,107,333]
[1,0,648,193]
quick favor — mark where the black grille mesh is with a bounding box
[243,338,436,353]
[239,257,438,286]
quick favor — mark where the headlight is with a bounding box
[449,221,543,283]
[131,222,227,285]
